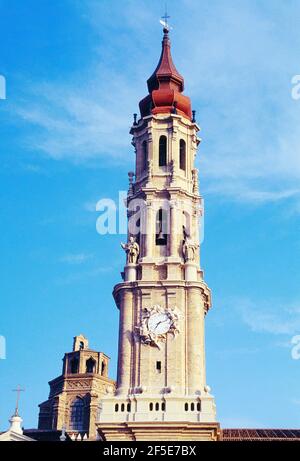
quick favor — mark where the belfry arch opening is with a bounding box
[156,208,168,246]
[179,139,186,172]
[70,357,79,374]
[142,140,148,172]
[101,361,107,376]
[159,135,167,167]
[86,357,96,374]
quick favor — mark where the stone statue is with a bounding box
[182,235,199,263]
[121,236,140,264]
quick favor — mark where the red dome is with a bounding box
[139,30,192,120]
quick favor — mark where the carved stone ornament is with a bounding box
[182,235,199,263]
[135,304,183,349]
[66,380,91,390]
[147,159,153,180]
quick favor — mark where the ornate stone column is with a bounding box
[144,201,154,260]
[116,289,133,394]
[89,393,100,439]
[169,200,178,258]
[192,204,200,247]
[186,288,205,394]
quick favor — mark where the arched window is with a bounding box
[121,403,125,412]
[69,398,84,431]
[156,208,168,246]
[179,139,186,171]
[127,403,131,412]
[162,402,166,412]
[191,403,195,411]
[155,402,159,411]
[70,357,79,374]
[142,140,148,172]
[149,403,153,411]
[184,403,189,412]
[85,358,96,374]
[79,341,84,350]
[115,404,119,412]
[159,136,167,167]
[197,402,201,412]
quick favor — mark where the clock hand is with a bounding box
[155,320,170,330]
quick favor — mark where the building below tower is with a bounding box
[37,335,115,440]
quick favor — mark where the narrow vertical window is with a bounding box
[142,140,148,172]
[155,402,159,411]
[180,139,186,171]
[162,402,166,412]
[159,135,167,166]
[149,403,153,411]
[156,361,162,373]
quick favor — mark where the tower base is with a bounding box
[97,421,221,441]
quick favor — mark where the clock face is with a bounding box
[148,313,172,335]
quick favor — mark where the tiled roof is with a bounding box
[222,428,300,441]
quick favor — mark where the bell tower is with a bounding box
[97,27,220,441]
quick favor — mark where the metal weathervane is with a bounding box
[159,5,172,31]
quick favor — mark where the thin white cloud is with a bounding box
[55,264,114,285]
[235,298,300,336]
[205,182,300,204]
[13,80,136,162]
[83,200,97,212]
[215,347,260,358]
[7,0,300,204]
[22,163,43,174]
[60,253,94,264]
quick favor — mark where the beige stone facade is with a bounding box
[97,30,219,440]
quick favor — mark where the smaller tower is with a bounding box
[38,336,115,440]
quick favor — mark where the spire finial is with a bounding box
[12,385,25,417]
[159,4,171,33]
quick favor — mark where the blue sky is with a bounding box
[0,0,300,430]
